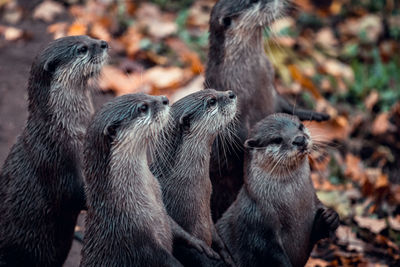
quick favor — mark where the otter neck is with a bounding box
[109,143,150,204]
[244,159,310,204]
[172,134,214,183]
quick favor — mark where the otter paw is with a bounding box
[322,208,340,232]
[219,248,236,267]
[315,207,339,239]
[188,238,220,260]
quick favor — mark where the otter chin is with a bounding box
[216,113,339,267]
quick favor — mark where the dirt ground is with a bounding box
[0,9,112,267]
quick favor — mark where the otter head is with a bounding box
[31,35,108,87]
[28,36,109,114]
[172,89,237,140]
[210,0,287,32]
[85,94,170,166]
[244,113,311,175]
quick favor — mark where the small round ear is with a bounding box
[179,114,191,132]
[244,139,258,149]
[103,122,119,140]
[221,17,232,28]
[44,58,58,73]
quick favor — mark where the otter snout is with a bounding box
[293,135,309,152]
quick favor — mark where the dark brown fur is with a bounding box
[216,114,339,267]
[206,0,330,220]
[81,93,184,267]
[0,35,108,267]
[151,89,237,266]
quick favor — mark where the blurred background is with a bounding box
[0,0,399,266]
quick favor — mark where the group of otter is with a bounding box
[0,1,339,266]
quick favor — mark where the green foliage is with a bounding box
[150,0,196,11]
[346,50,400,111]
[176,9,209,60]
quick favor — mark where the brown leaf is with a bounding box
[304,116,350,142]
[354,216,386,234]
[33,0,65,23]
[99,65,146,96]
[364,90,379,110]
[305,257,330,267]
[336,225,365,253]
[372,112,395,135]
[67,22,87,36]
[288,64,322,100]
[344,153,366,183]
[144,66,187,91]
[3,26,24,41]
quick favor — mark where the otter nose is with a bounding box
[100,40,108,50]
[292,135,306,147]
[161,96,169,106]
[227,91,236,99]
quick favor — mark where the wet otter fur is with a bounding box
[151,89,237,266]
[206,0,330,220]
[0,35,108,267]
[216,114,339,267]
[81,94,218,267]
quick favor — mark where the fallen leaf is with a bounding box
[144,66,186,90]
[372,113,395,135]
[99,65,146,96]
[304,116,350,142]
[336,225,365,252]
[67,22,87,36]
[345,153,366,183]
[354,216,386,234]
[305,257,330,267]
[33,0,65,23]
[364,90,379,110]
[388,216,400,231]
[3,26,24,41]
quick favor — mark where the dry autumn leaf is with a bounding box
[33,0,64,23]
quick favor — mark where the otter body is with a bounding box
[206,0,329,219]
[216,114,339,267]
[0,36,108,267]
[152,89,237,266]
[81,94,182,267]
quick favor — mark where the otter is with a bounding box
[216,113,339,267]
[81,93,218,267]
[206,0,330,219]
[151,89,237,266]
[0,35,108,267]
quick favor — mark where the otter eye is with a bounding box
[208,98,217,107]
[77,45,88,54]
[250,0,259,4]
[269,137,283,145]
[139,103,148,113]
[222,17,231,28]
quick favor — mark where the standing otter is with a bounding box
[81,93,218,267]
[0,35,108,267]
[206,0,330,219]
[216,114,339,267]
[151,89,237,266]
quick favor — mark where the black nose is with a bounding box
[228,91,236,99]
[100,40,108,50]
[161,96,169,106]
[292,135,306,147]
